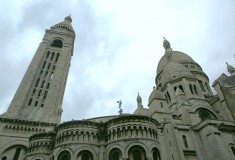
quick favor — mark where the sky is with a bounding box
[0,0,234,122]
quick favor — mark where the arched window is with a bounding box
[57,150,71,160]
[109,148,122,160]
[197,108,217,121]
[51,39,63,48]
[133,150,141,160]
[231,146,235,156]
[128,145,146,160]
[2,157,7,160]
[152,148,161,160]
[13,148,21,160]
[182,135,188,148]
[77,150,93,160]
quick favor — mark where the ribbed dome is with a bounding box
[160,61,194,86]
[157,51,195,75]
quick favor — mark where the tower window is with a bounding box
[51,39,63,48]
[179,85,184,93]
[42,61,46,69]
[46,51,50,58]
[231,146,235,156]
[51,52,55,60]
[199,80,205,92]
[47,63,51,70]
[13,148,21,160]
[189,84,194,94]
[167,92,171,101]
[55,53,60,62]
[28,98,33,106]
[34,101,38,106]
[38,90,42,97]
[43,91,48,99]
[160,102,163,108]
[193,85,198,94]
[41,80,45,88]
[182,135,188,148]
[35,78,40,87]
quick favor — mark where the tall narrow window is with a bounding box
[133,150,141,160]
[51,52,55,60]
[205,82,210,93]
[231,146,235,156]
[41,80,45,88]
[179,85,184,93]
[160,102,163,108]
[42,61,46,69]
[199,80,205,92]
[13,148,21,160]
[167,92,171,101]
[165,94,168,103]
[189,84,194,94]
[47,83,50,89]
[28,98,33,106]
[35,78,40,87]
[182,135,188,148]
[38,90,42,97]
[193,85,198,95]
[47,63,51,70]
[55,53,60,62]
[34,101,38,107]
[46,51,50,58]
[43,91,48,99]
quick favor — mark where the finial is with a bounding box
[65,15,72,23]
[226,62,235,75]
[163,37,172,51]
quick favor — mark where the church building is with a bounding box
[1,16,235,160]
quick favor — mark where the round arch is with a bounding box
[106,143,124,158]
[193,105,218,117]
[75,146,98,160]
[57,150,71,160]
[194,106,218,120]
[106,144,123,160]
[55,147,73,160]
[0,140,28,155]
[50,37,64,48]
[124,142,149,159]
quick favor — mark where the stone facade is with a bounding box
[1,17,235,160]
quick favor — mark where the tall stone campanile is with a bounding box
[1,16,75,124]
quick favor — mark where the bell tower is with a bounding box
[1,16,75,124]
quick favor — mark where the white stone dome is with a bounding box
[157,51,195,75]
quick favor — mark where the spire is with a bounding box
[226,62,235,75]
[163,37,172,52]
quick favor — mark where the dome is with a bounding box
[159,61,194,86]
[157,51,195,75]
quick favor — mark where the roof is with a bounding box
[213,74,235,87]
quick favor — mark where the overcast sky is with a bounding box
[0,0,234,122]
